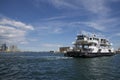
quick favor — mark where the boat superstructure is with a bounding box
[64,32,115,57]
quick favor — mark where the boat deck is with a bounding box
[64,51,116,58]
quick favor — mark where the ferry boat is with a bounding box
[64,32,115,57]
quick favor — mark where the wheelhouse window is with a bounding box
[77,35,85,40]
[89,38,92,40]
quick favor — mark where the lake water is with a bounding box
[0,52,120,80]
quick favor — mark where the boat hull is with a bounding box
[64,51,115,58]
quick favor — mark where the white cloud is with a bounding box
[29,39,38,42]
[0,26,25,37]
[35,20,105,35]
[43,16,67,21]
[0,18,34,44]
[47,0,119,20]
[42,43,62,47]
[37,0,117,32]
[116,33,120,36]
[0,18,34,30]
[81,0,109,15]
[34,0,119,32]
[88,22,105,31]
[81,30,105,38]
[49,0,79,9]
[33,0,119,42]
[36,16,119,35]
[71,21,105,31]
[53,28,62,33]
[35,21,67,35]
[48,0,109,15]
[0,25,26,44]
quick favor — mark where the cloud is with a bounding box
[29,39,38,42]
[35,21,67,35]
[43,16,67,21]
[115,33,120,36]
[35,20,107,35]
[69,16,119,32]
[81,30,105,38]
[0,26,25,39]
[70,21,105,31]
[47,0,119,20]
[42,43,62,47]
[50,0,79,9]
[0,18,34,30]
[53,27,63,34]
[48,0,109,14]
[35,0,119,32]
[33,0,119,32]
[0,18,34,44]
[35,0,109,14]
[81,0,109,15]
[36,16,120,36]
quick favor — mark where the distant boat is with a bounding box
[116,48,120,54]
[64,32,116,58]
[49,51,54,53]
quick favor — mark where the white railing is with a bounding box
[88,40,98,44]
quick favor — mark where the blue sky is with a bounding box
[0,0,120,51]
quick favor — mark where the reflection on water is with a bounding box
[0,52,120,80]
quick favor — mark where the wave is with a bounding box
[43,56,73,60]
[17,55,73,60]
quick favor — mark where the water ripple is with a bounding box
[0,52,120,80]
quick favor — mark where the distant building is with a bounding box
[118,48,120,51]
[9,45,19,52]
[0,44,20,52]
[59,47,70,53]
[116,48,120,54]
[0,43,8,52]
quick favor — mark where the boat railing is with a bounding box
[88,40,98,44]
[71,48,92,53]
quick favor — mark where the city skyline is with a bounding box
[0,0,120,51]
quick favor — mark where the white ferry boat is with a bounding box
[64,32,115,57]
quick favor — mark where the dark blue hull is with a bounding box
[64,51,115,58]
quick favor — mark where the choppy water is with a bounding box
[0,52,120,80]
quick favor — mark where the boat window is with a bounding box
[77,37,84,40]
[94,43,97,46]
[93,38,98,40]
[109,50,111,52]
[77,35,85,40]
[90,38,92,40]
[98,49,101,52]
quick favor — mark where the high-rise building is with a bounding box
[0,43,8,52]
[9,45,19,52]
